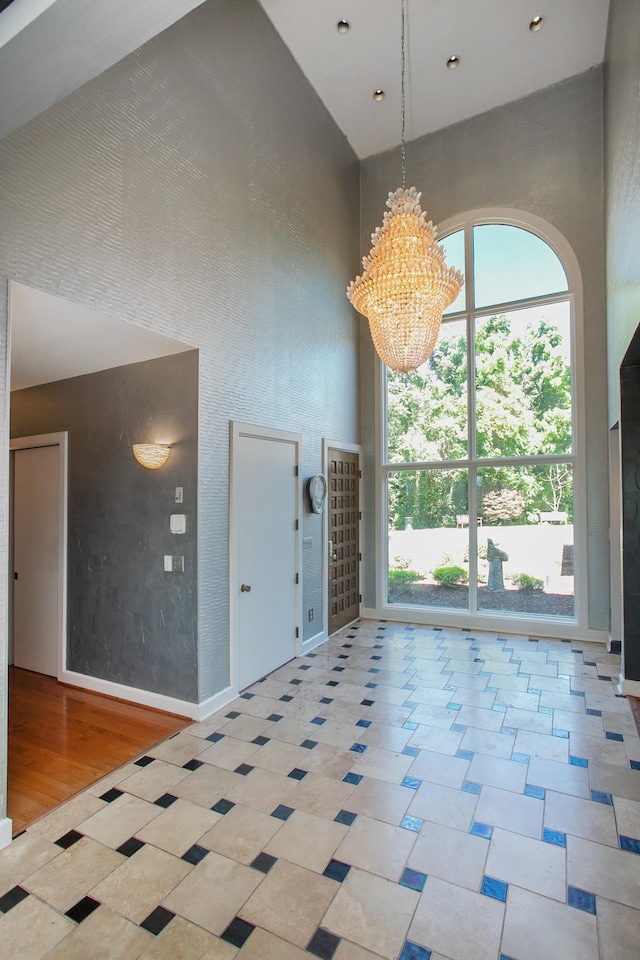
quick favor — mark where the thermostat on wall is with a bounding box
[170,514,187,534]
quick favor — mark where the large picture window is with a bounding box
[384,217,578,623]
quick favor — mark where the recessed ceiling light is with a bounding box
[529,15,545,31]
[337,19,350,34]
[373,89,385,101]
[446,56,460,69]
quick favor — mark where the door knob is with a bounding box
[240,584,252,592]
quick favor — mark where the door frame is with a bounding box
[229,421,302,693]
[323,439,363,637]
[10,432,68,681]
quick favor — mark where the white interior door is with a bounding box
[13,444,61,677]
[234,428,298,691]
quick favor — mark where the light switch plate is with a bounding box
[170,514,187,534]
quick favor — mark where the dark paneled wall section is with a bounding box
[11,351,199,702]
[621,361,640,682]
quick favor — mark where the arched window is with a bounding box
[384,212,581,627]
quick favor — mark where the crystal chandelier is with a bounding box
[347,0,463,373]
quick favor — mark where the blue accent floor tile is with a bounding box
[446,703,462,711]
[462,780,482,795]
[552,729,569,739]
[320,697,333,704]
[323,859,351,882]
[311,717,326,726]
[451,723,467,733]
[619,835,640,854]
[444,685,457,692]
[343,773,362,785]
[543,828,566,847]
[570,756,589,767]
[307,926,341,959]
[399,868,427,892]
[65,896,101,924]
[456,749,474,760]
[361,699,374,707]
[401,777,421,790]
[140,906,175,936]
[539,707,554,715]
[492,705,507,714]
[400,942,432,960]
[606,731,624,742]
[356,719,372,728]
[334,809,357,826]
[630,760,640,771]
[470,821,493,839]
[524,784,546,800]
[403,721,419,730]
[212,798,235,815]
[485,686,499,693]
[301,740,318,750]
[481,876,508,901]
[402,746,420,757]
[591,790,613,805]
[512,753,530,764]
[350,743,367,753]
[221,917,255,949]
[404,701,418,709]
[502,727,517,736]
[528,688,542,695]
[401,815,424,833]
[570,690,586,698]
[182,844,209,865]
[586,708,602,717]
[271,804,294,821]
[567,886,596,915]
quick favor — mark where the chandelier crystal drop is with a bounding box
[346,0,464,373]
[347,187,464,373]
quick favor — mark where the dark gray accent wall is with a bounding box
[620,358,640,680]
[11,351,199,701]
[0,0,360,718]
[605,0,640,427]
[359,70,609,632]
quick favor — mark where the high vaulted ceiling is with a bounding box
[259,0,611,158]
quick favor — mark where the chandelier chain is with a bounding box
[401,0,406,189]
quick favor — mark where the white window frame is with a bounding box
[374,207,597,641]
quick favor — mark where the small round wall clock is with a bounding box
[308,474,327,514]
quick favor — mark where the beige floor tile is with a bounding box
[514,729,568,762]
[334,941,387,960]
[346,777,412,824]
[409,876,504,960]
[251,739,312,776]
[589,760,640,802]
[318,700,375,724]
[25,836,123,912]
[278,696,329,722]
[0,832,61,896]
[171,763,245,808]
[140,915,237,959]
[460,727,514,759]
[78,793,161,849]
[239,859,337,948]
[489,674,528,692]
[407,686,453,705]
[91,843,191,922]
[357,722,413,752]
[596,896,640,960]
[349,746,413,784]
[199,802,283,863]
[301,742,356,781]
[526,756,590,798]
[218,713,274,742]
[539,691,586,713]
[407,749,469,789]
[474,784,543,839]
[408,725,464,755]
[27,792,106,842]
[45,904,152,960]
[408,781,478,832]
[333,815,415,880]
[183,714,228,740]
[323,867,419,959]
[86,763,139,796]
[613,796,640,838]
[409,704,455,729]
[503,706,552,735]
[198,737,261,770]
[569,732,629,766]
[544,790,617,846]
[485,826,566,901]
[265,809,347,872]
[466,754,527,793]
[494,690,541,711]
[288,771,356,819]
[236,927,309,959]
[549,709,605,737]
[502,885,598,960]
[164,850,262,935]
[269,718,325,747]
[136,798,220,856]
[117,759,192,801]
[585,693,629,715]
[568,834,640,909]
[148,732,210,765]
[407,820,488,891]
[226,765,300,813]
[450,688,497,710]
[0,893,73,960]
[456,705,505,732]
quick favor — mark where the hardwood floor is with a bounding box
[8,667,190,835]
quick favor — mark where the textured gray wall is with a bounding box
[360,70,609,632]
[10,352,199,701]
[604,0,640,426]
[620,361,640,680]
[0,0,360,811]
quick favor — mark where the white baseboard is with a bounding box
[301,630,328,655]
[618,676,640,697]
[0,817,13,849]
[59,669,200,719]
[194,686,236,722]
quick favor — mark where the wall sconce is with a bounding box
[132,443,171,470]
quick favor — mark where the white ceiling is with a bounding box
[10,283,194,391]
[259,0,611,159]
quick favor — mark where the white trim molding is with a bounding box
[0,817,12,849]
[301,630,328,655]
[618,677,640,698]
[60,669,201,719]
[194,685,237,722]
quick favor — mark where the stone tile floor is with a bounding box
[1,620,640,960]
